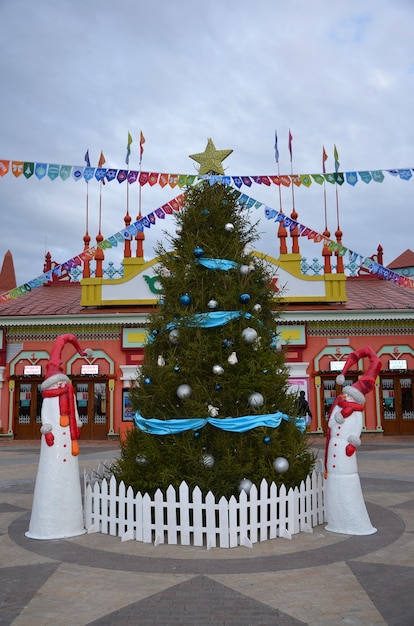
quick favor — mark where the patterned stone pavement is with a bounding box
[1,436,413,625]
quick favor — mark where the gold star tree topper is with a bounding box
[189,138,233,176]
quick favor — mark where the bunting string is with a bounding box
[1,187,413,307]
[0,158,413,187]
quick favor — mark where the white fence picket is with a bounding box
[84,470,325,549]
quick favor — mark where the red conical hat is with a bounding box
[336,346,381,404]
[41,334,92,391]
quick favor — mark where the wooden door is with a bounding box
[74,380,108,440]
[14,381,42,439]
[381,376,414,435]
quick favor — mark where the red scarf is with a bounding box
[42,383,81,454]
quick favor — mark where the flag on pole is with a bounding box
[139,131,145,160]
[288,129,293,162]
[84,150,91,167]
[126,132,133,165]
[98,151,106,185]
[334,144,340,173]
[274,130,279,163]
[322,146,328,173]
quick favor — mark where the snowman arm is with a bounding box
[348,434,361,447]
[40,423,53,434]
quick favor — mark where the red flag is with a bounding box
[139,131,145,160]
[288,129,293,162]
[322,146,328,173]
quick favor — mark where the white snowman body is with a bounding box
[26,383,85,540]
[325,395,376,536]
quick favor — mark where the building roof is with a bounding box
[387,249,414,270]
[1,272,414,323]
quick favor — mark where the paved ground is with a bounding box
[1,435,413,625]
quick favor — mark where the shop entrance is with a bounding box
[13,380,43,439]
[381,375,414,435]
[73,379,108,440]
[13,378,109,440]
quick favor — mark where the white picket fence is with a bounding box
[84,470,325,549]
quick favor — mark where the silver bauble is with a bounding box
[177,384,192,400]
[224,222,235,232]
[238,478,253,494]
[240,264,251,276]
[242,327,258,343]
[207,298,219,309]
[273,457,289,473]
[252,303,262,313]
[135,454,148,466]
[157,355,166,367]
[169,329,180,344]
[201,454,215,468]
[212,364,224,375]
[248,392,264,408]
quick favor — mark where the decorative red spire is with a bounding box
[0,250,17,294]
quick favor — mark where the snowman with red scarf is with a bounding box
[26,334,92,540]
[324,346,381,535]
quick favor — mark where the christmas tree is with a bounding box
[113,141,315,498]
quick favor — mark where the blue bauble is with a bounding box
[194,431,201,439]
[222,338,233,349]
[215,384,222,391]
[180,293,192,306]
[144,378,152,385]
[152,329,159,336]
[193,246,204,257]
[201,208,210,215]
[173,365,180,372]
[263,369,268,375]
[263,436,271,444]
[239,293,251,304]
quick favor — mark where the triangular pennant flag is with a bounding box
[105,169,117,182]
[0,160,10,176]
[83,167,95,182]
[47,164,60,180]
[11,161,24,177]
[159,173,169,188]
[149,173,159,186]
[72,167,84,181]
[359,171,372,184]
[346,172,358,186]
[117,169,128,183]
[23,162,34,179]
[35,163,47,179]
[299,174,312,187]
[59,165,72,180]
[127,170,138,184]
[311,174,324,185]
[232,176,243,188]
[371,170,385,182]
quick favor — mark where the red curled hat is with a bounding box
[41,334,93,391]
[336,346,382,404]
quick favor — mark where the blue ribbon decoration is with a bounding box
[166,310,253,330]
[196,258,238,271]
[134,411,306,434]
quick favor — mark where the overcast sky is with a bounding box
[1,0,414,287]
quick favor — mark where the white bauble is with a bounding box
[201,454,215,468]
[212,364,224,375]
[177,384,192,400]
[248,392,264,408]
[242,327,258,343]
[252,303,262,313]
[240,264,251,276]
[157,355,166,367]
[273,457,289,473]
[207,299,219,309]
[238,478,253,494]
[224,222,234,232]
